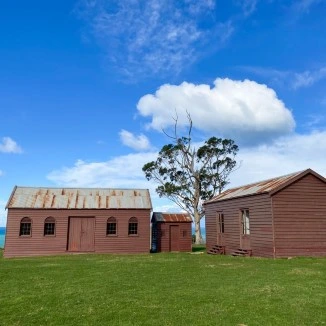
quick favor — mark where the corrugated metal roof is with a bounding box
[205,170,308,203]
[152,212,192,223]
[7,187,152,209]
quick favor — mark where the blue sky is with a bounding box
[1,0,326,226]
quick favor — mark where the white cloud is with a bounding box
[47,153,158,189]
[47,152,171,212]
[216,20,234,44]
[229,131,326,187]
[119,130,151,151]
[137,78,295,144]
[293,0,324,13]
[292,67,326,89]
[46,130,326,219]
[240,65,326,90]
[236,0,258,17]
[153,203,183,213]
[239,66,290,86]
[77,0,238,77]
[0,137,23,154]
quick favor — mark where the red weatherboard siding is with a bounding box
[157,222,192,252]
[205,172,326,258]
[4,208,151,257]
[272,174,326,258]
[205,193,274,258]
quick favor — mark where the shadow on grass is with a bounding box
[192,245,206,252]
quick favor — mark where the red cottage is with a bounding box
[204,169,326,258]
[4,186,152,257]
[151,212,192,252]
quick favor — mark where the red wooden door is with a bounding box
[240,210,251,249]
[170,225,180,251]
[68,217,95,252]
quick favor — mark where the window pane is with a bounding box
[107,222,117,235]
[221,214,225,233]
[128,222,138,235]
[242,210,250,235]
[44,223,55,236]
[20,223,31,236]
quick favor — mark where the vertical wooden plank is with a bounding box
[170,225,180,251]
[68,218,81,252]
[81,218,95,252]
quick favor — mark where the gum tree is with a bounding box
[142,114,239,244]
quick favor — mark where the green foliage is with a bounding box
[142,135,238,217]
[0,251,325,325]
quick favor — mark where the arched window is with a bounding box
[128,217,138,235]
[44,217,56,236]
[20,217,32,236]
[106,217,117,235]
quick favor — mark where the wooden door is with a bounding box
[68,217,95,252]
[240,209,251,249]
[170,225,180,251]
[216,212,225,245]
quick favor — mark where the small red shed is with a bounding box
[151,212,192,252]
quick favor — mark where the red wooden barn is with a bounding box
[4,186,152,257]
[151,212,192,252]
[204,169,326,258]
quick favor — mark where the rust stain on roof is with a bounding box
[7,187,152,210]
[152,212,192,223]
[206,170,306,203]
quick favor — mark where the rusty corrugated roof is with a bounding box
[152,212,192,223]
[205,169,311,203]
[6,187,152,209]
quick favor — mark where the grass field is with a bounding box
[0,248,325,325]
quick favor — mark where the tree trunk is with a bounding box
[194,210,203,244]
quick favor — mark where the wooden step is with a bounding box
[207,245,225,255]
[231,248,252,257]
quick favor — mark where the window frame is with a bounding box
[128,217,138,236]
[241,209,250,235]
[19,217,32,237]
[44,217,56,237]
[217,213,225,234]
[106,217,117,236]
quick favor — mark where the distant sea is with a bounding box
[0,227,5,248]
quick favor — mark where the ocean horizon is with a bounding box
[0,227,5,248]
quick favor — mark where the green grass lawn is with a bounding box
[0,249,326,326]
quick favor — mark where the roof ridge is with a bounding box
[205,169,314,203]
[224,169,306,192]
[14,186,150,191]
